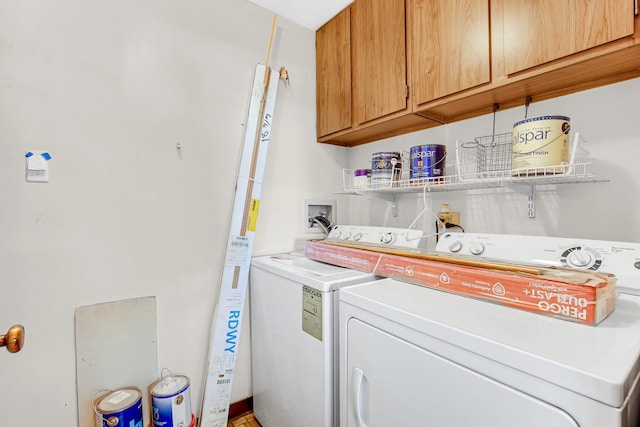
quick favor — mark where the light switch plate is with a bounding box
[25,150,51,182]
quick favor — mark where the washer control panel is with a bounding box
[326,225,425,249]
[435,232,640,294]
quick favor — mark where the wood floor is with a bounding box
[227,411,261,427]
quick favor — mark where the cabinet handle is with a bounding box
[635,0,639,16]
[352,367,368,427]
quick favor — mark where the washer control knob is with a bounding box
[566,250,592,267]
[353,232,363,241]
[469,243,485,256]
[381,232,394,245]
[448,241,463,253]
[340,231,351,240]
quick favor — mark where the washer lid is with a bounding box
[251,253,377,291]
[340,278,640,408]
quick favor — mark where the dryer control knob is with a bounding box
[566,250,592,267]
[353,232,363,241]
[469,243,485,256]
[448,241,463,253]
[340,231,351,240]
[381,233,394,244]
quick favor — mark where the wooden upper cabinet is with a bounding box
[316,7,352,138]
[316,0,640,145]
[502,0,635,75]
[351,0,408,125]
[411,0,491,106]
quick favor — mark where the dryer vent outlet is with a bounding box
[303,199,336,234]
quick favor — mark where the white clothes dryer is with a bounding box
[339,234,640,427]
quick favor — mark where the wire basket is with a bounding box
[456,131,589,181]
[456,132,513,181]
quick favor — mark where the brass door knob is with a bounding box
[0,325,25,353]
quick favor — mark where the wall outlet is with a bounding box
[303,199,336,234]
[437,211,460,227]
[437,203,460,229]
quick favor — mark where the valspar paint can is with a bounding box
[95,388,143,427]
[371,152,402,186]
[512,115,571,175]
[410,144,446,184]
[150,375,193,427]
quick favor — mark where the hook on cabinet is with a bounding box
[525,96,533,118]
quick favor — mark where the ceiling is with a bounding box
[247,0,353,30]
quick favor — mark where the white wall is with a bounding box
[3,1,638,424]
[0,1,347,425]
[347,77,640,248]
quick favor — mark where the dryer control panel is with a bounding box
[326,225,425,249]
[435,232,640,295]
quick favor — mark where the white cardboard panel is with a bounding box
[75,296,158,427]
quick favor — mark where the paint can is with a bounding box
[353,169,371,189]
[512,115,571,175]
[410,144,446,184]
[371,152,402,186]
[150,375,193,427]
[94,388,143,427]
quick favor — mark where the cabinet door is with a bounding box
[502,0,635,75]
[345,318,579,427]
[351,0,408,125]
[316,8,352,138]
[412,0,490,105]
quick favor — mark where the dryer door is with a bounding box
[345,319,580,427]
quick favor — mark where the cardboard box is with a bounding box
[305,240,617,326]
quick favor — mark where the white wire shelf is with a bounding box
[338,132,608,217]
[340,131,605,194]
[338,164,604,195]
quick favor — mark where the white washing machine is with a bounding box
[339,233,640,427]
[250,225,424,427]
